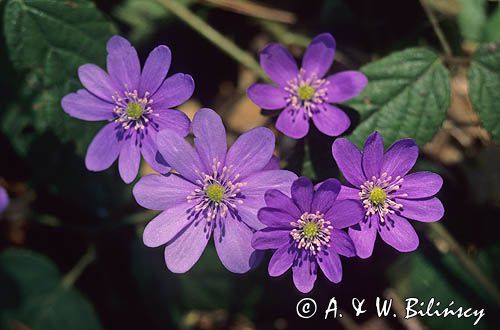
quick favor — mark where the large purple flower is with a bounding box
[0,187,8,213]
[62,36,194,183]
[247,33,367,139]
[133,108,297,273]
[332,132,445,258]
[252,177,364,293]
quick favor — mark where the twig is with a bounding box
[200,0,296,24]
[157,0,268,81]
[61,245,96,288]
[427,222,500,306]
[419,0,453,56]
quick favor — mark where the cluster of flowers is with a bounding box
[62,34,444,293]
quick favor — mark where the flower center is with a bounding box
[206,183,224,203]
[112,90,157,130]
[126,101,143,120]
[290,211,332,254]
[369,187,387,205]
[297,85,315,101]
[359,173,407,223]
[187,159,247,221]
[284,68,329,118]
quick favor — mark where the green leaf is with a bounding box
[468,42,500,141]
[346,47,450,147]
[483,6,500,42]
[113,0,196,43]
[0,249,102,330]
[458,0,487,42]
[3,0,116,154]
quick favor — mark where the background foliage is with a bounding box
[1,0,499,329]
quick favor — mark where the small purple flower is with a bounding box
[62,36,194,183]
[252,177,364,293]
[332,132,445,258]
[133,108,297,273]
[247,33,367,139]
[0,187,8,213]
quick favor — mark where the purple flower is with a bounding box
[332,132,445,258]
[247,33,367,139]
[133,108,297,273]
[62,36,194,183]
[0,187,8,213]
[252,177,364,293]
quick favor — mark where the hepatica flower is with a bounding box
[252,177,364,293]
[332,132,445,258]
[247,33,367,139]
[133,108,297,273]
[0,187,8,213]
[62,36,194,183]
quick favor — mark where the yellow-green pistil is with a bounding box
[126,101,143,120]
[297,85,315,101]
[369,187,387,205]
[302,222,319,239]
[206,183,224,203]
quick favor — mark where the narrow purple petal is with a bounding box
[233,205,265,231]
[311,104,350,137]
[292,255,317,293]
[142,202,192,247]
[331,138,365,187]
[192,108,227,171]
[263,155,280,170]
[325,199,364,229]
[362,131,384,179]
[214,216,260,273]
[326,71,368,103]
[302,33,336,78]
[118,136,141,183]
[311,178,340,214]
[291,177,314,213]
[164,220,212,273]
[257,207,294,228]
[133,173,197,211]
[141,129,170,174]
[252,228,290,250]
[317,249,342,283]
[397,197,444,222]
[106,36,140,90]
[247,83,287,110]
[382,139,419,178]
[268,245,295,277]
[241,170,297,209]
[225,127,275,178]
[153,73,194,109]
[0,187,9,213]
[78,64,118,102]
[337,185,360,200]
[260,43,299,86]
[156,128,204,183]
[264,189,301,219]
[276,108,310,139]
[140,45,171,95]
[348,215,378,259]
[85,123,121,171]
[329,229,356,257]
[154,109,191,137]
[379,214,419,252]
[399,172,443,199]
[61,90,114,121]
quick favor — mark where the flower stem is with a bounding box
[61,245,96,289]
[427,222,500,306]
[419,0,453,56]
[156,0,268,81]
